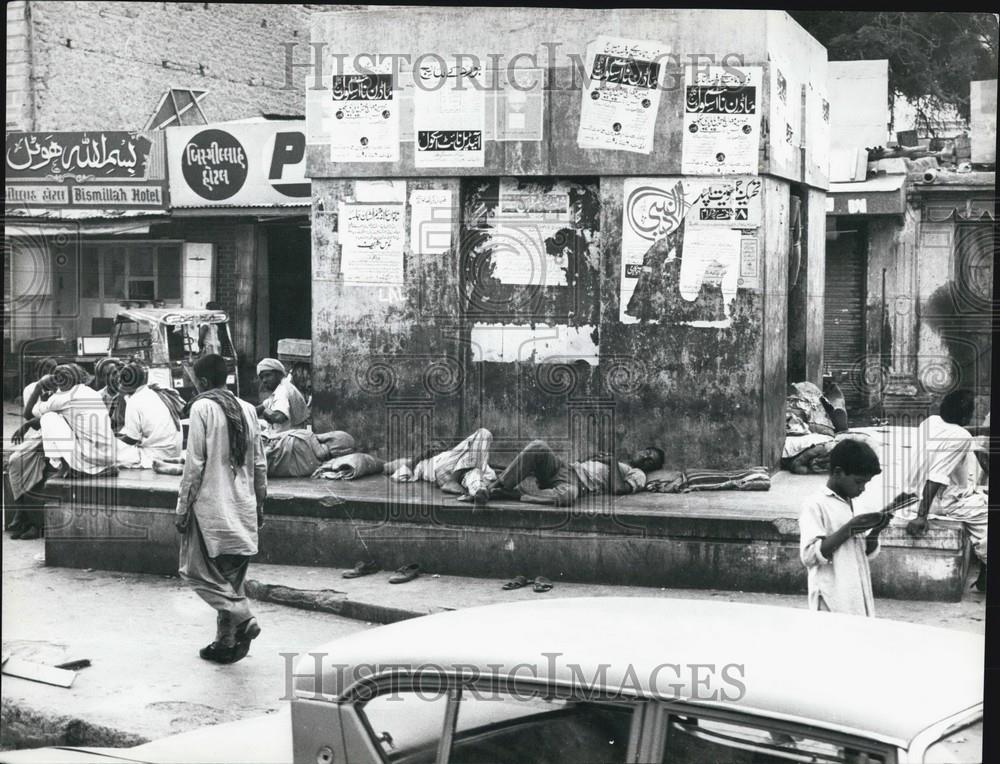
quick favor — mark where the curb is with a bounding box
[0,698,149,751]
[244,579,439,625]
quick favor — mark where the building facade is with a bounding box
[304,7,831,468]
[4,2,315,393]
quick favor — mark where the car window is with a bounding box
[360,688,634,764]
[923,720,983,764]
[663,715,886,764]
[449,692,633,764]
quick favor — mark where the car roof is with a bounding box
[116,308,228,325]
[295,597,983,747]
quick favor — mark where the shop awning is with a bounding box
[3,217,166,236]
[826,174,907,216]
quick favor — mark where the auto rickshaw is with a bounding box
[107,308,239,401]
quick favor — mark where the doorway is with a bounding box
[266,222,312,353]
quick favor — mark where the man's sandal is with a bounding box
[389,564,421,584]
[532,576,554,593]
[502,575,531,590]
[342,560,381,579]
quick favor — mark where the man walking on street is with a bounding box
[176,354,268,664]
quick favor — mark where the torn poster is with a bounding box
[768,55,800,171]
[410,189,452,255]
[577,36,667,154]
[805,81,831,181]
[338,202,405,284]
[681,66,762,175]
[490,179,572,286]
[495,68,546,141]
[620,178,688,321]
[678,227,742,315]
[329,63,399,163]
[413,59,486,167]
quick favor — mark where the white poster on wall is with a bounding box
[805,81,831,181]
[410,189,453,255]
[768,55,800,171]
[576,36,668,154]
[413,59,486,167]
[329,62,399,163]
[338,202,405,284]
[677,227,742,309]
[681,66,762,175]
[683,177,762,228]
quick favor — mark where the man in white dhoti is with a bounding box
[7,364,116,539]
[175,354,268,664]
[901,390,989,592]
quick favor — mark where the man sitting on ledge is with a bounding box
[485,440,665,506]
[7,364,116,539]
[255,358,309,435]
[115,361,184,469]
[897,389,989,592]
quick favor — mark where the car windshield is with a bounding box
[923,720,983,763]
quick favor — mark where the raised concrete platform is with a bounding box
[39,467,971,601]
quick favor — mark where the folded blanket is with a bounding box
[782,431,833,459]
[313,452,385,480]
[647,467,771,493]
[783,432,874,475]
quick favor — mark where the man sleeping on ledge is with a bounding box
[485,440,665,507]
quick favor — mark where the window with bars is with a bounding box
[79,243,183,302]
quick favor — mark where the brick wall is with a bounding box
[24,1,314,130]
[6,1,32,130]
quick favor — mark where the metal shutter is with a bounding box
[823,230,866,412]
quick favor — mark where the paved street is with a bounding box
[1,535,370,747]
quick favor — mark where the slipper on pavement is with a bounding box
[502,575,531,590]
[342,560,381,579]
[532,576,553,593]
[389,564,421,584]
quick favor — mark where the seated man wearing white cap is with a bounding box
[255,358,309,435]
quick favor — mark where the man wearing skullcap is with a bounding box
[7,363,116,539]
[115,361,184,469]
[255,358,309,435]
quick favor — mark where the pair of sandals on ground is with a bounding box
[501,575,553,593]
[340,560,553,593]
[342,560,421,584]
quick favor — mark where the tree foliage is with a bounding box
[791,12,998,131]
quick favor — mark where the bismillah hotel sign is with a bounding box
[4,131,169,211]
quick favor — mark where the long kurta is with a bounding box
[176,396,267,557]
[34,384,116,473]
[800,487,880,617]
